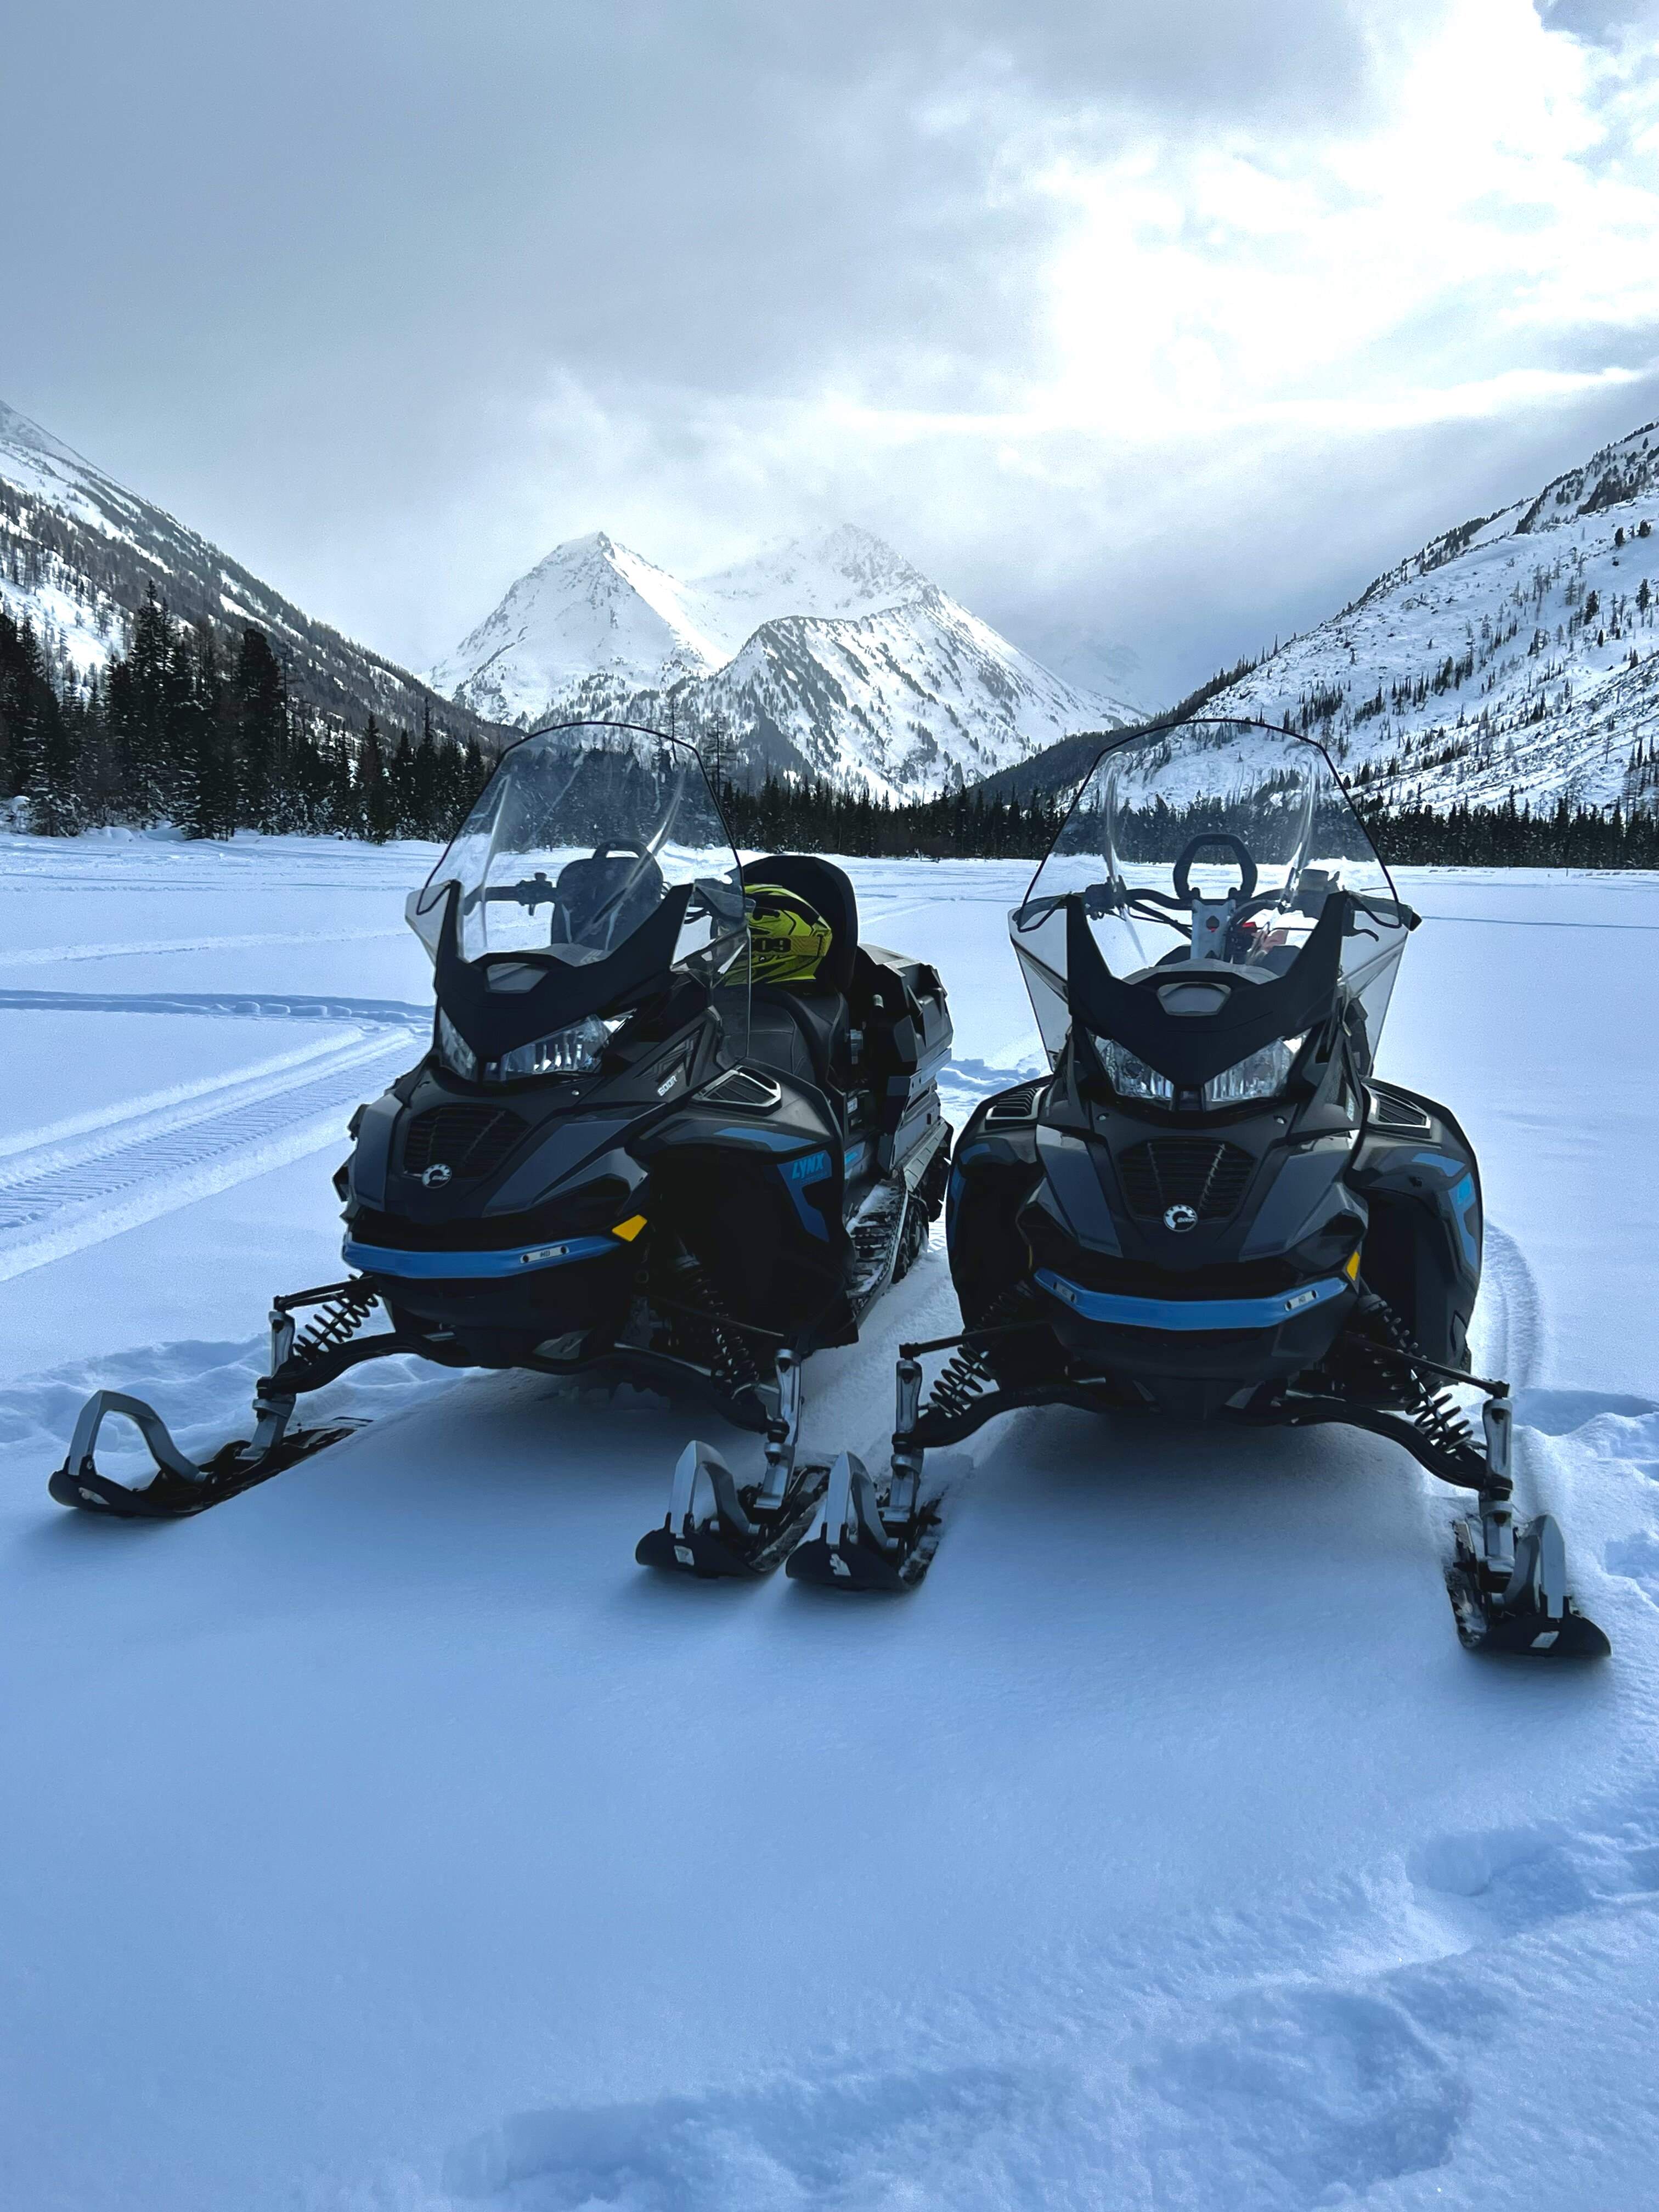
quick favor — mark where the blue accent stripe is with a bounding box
[343,1235,620,1280]
[713,1125,815,1152]
[1035,1268,1351,1332]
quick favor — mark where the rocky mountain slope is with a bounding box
[1204,421,1659,815]
[430,523,1136,799]
[0,400,489,745]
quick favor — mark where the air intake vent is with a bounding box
[985,1080,1048,1124]
[1116,1138,1254,1223]
[1367,1086,1434,1134]
[403,1103,528,1180]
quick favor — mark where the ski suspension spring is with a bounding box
[1362,1292,1474,1458]
[665,1258,763,1395]
[292,1284,380,1365]
[924,1293,1024,1424]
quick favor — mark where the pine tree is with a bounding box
[234,627,287,830]
[357,713,394,841]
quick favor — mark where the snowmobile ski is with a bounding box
[782,1448,945,1590]
[783,1353,947,1590]
[47,1281,409,1519]
[48,1394,364,1519]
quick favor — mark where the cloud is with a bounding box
[2,0,1658,703]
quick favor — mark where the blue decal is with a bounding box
[713,1125,814,1151]
[343,1235,619,1280]
[1035,1269,1350,1332]
[845,1139,869,1176]
[779,1148,833,1240]
[1450,1171,1479,1267]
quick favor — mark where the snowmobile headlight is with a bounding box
[1094,1037,1175,1104]
[493,1014,623,1080]
[436,1009,478,1081]
[1203,1033,1307,1107]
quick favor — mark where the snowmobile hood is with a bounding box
[433,878,695,1062]
[1063,890,1347,1088]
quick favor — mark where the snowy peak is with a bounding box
[430,531,739,721]
[695,523,932,630]
[432,523,1136,797]
[1207,415,1659,814]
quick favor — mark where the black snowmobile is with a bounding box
[50,721,953,1575]
[797,716,1609,1656]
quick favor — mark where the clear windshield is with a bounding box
[408,721,748,1011]
[1012,718,1412,1065]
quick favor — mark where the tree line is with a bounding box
[1351,792,1659,870]
[714,768,1659,870]
[717,772,1073,859]
[0,591,486,840]
[5,607,1658,871]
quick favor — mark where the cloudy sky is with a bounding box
[5,0,1659,705]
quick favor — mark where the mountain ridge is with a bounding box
[0,399,493,748]
[967,420,1659,818]
[431,523,1138,799]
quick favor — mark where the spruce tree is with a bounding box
[357,714,394,841]
[234,627,286,830]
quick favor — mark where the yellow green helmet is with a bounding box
[742,884,834,986]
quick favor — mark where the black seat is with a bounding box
[550,847,664,952]
[739,854,859,1093]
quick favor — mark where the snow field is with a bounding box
[0,834,1656,2210]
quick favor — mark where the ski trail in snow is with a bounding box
[0,1033,408,1282]
[1476,1220,1545,1391]
[0,1031,383,1165]
[0,926,405,968]
[0,985,432,1026]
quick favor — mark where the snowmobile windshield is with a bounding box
[1011,718,1414,1085]
[408,722,749,1072]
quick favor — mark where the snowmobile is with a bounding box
[792,715,1609,1657]
[50,721,953,1576]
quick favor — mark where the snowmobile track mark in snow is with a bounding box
[0,1036,408,1279]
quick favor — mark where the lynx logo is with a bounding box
[778,1149,833,1240]
[422,1163,453,1189]
[1163,1202,1199,1232]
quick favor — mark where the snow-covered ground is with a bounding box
[3,832,1657,2211]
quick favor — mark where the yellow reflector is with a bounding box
[1344,1250,1361,1281]
[611,1214,648,1243]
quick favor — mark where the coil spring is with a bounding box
[663,1258,763,1395]
[1361,1292,1474,1460]
[291,1284,380,1367]
[924,1290,1025,1424]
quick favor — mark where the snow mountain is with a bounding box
[0,399,489,746]
[431,524,1136,799]
[1205,420,1659,815]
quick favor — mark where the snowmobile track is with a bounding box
[0,1032,409,1280]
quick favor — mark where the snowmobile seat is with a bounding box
[738,855,859,1093]
[549,847,665,953]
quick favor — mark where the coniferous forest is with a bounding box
[0,592,486,842]
[4,591,1659,868]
